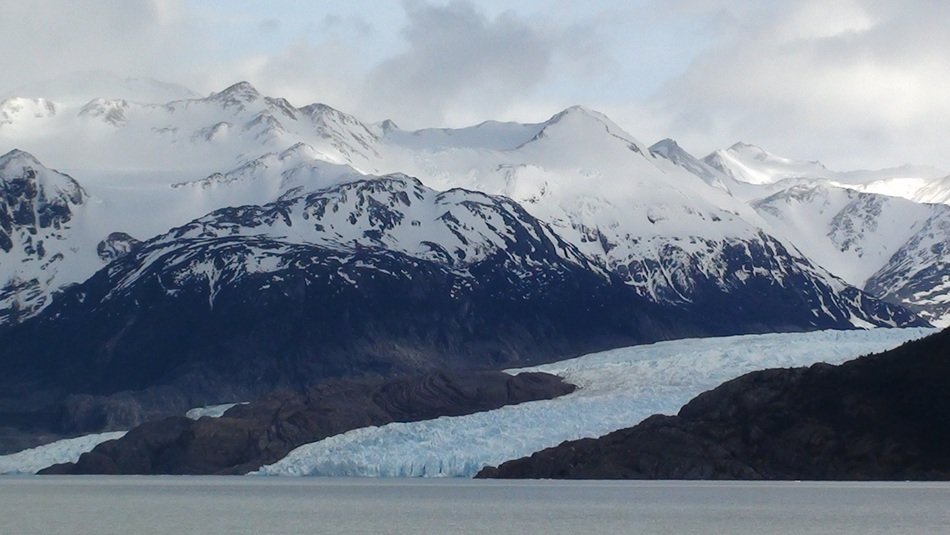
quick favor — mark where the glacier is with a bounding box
[0,401,245,475]
[254,328,934,478]
[0,432,126,475]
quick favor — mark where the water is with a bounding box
[2,477,948,534]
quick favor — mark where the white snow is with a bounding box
[253,327,932,478]
[185,402,246,420]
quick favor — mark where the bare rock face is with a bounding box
[478,328,950,480]
[41,370,574,475]
[96,232,141,262]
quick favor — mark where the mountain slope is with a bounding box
[750,183,950,326]
[0,176,678,436]
[653,141,949,326]
[0,150,91,324]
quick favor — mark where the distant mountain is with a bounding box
[703,142,831,184]
[0,87,920,329]
[701,141,949,205]
[3,71,199,105]
[750,183,950,326]
[478,328,950,480]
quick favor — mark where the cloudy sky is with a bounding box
[2,0,949,170]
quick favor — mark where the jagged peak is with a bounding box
[209,81,261,103]
[0,148,45,171]
[298,102,350,119]
[649,138,687,158]
[0,148,85,203]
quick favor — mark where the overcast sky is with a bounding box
[2,0,949,170]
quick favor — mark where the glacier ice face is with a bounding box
[254,328,934,478]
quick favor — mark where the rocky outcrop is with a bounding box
[96,232,141,262]
[478,328,950,480]
[41,370,574,475]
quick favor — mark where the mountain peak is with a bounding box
[379,119,400,133]
[0,149,44,172]
[649,138,684,158]
[729,141,759,151]
[703,142,831,185]
[210,81,261,104]
[535,105,640,144]
[546,105,608,125]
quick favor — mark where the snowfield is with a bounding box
[254,328,933,478]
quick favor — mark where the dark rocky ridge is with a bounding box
[41,370,574,475]
[478,328,950,480]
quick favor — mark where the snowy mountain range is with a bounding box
[2,81,941,330]
[0,79,947,442]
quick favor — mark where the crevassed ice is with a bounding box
[254,328,934,478]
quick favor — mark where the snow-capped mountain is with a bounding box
[0,150,90,323]
[0,176,679,434]
[0,84,922,330]
[703,141,950,205]
[749,182,950,325]
[647,140,949,326]
[704,142,831,185]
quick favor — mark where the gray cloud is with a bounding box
[3,0,949,170]
[645,0,950,169]
[259,19,281,34]
[0,0,193,85]
[359,1,554,126]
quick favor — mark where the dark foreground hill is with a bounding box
[42,370,573,475]
[478,328,950,480]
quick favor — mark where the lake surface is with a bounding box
[2,477,948,534]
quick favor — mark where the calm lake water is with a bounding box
[2,477,948,534]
